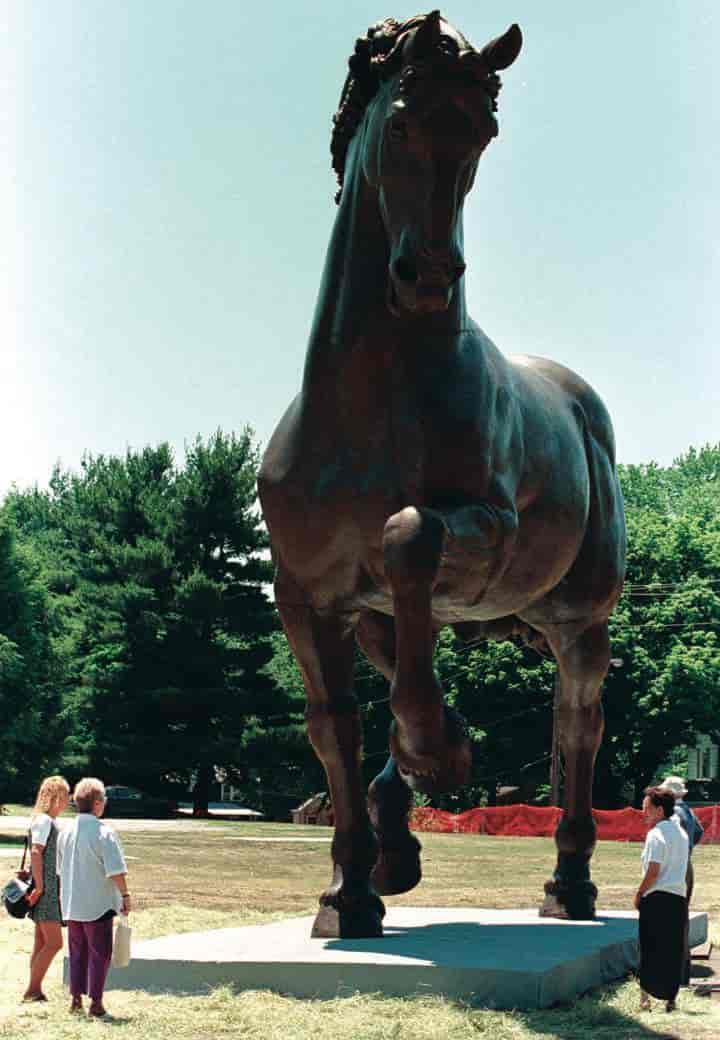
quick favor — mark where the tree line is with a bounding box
[1,433,718,814]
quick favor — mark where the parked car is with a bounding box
[102,785,177,819]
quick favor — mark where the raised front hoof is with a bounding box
[391,705,472,794]
[371,838,422,896]
[539,879,598,921]
[311,897,385,939]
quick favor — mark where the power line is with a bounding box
[622,578,720,593]
[361,698,554,761]
[632,621,720,631]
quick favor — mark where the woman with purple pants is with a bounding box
[57,778,131,1018]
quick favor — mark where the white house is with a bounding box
[687,734,719,781]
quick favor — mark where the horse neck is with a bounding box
[301,144,468,418]
[302,160,387,386]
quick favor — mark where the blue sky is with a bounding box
[4,1,719,493]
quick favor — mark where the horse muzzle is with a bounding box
[388,279,452,315]
[387,254,465,316]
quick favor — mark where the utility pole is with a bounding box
[550,672,561,806]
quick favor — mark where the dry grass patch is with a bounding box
[107,824,720,920]
[2,821,720,1040]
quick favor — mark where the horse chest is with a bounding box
[298,364,429,508]
[390,348,502,497]
[299,367,497,513]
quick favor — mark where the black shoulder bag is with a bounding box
[2,832,35,919]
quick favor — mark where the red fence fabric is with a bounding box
[594,807,645,842]
[696,804,720,844]
[410,803,720,843]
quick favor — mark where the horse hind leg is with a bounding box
[540,621,610,920]
[368,756,422,896]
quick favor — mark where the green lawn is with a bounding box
[1,820,719,1039]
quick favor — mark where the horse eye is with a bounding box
[438,35,459,58]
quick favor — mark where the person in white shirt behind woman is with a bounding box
[23,775,70,1002]
[634,785,689,1013]
[57,777,132,1018]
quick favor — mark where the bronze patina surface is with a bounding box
[259,11,626,938]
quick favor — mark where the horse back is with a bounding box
[510,354,617,468]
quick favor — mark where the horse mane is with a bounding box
[330,16,425,205]
[330,12,502,205]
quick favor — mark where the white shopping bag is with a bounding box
[112,915,132,968]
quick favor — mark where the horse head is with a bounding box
[331,11,522,316]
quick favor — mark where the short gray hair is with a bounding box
[73,777,106,813]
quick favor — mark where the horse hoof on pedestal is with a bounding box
[371,839,422,896]
[311,899,385,939]
[539,879,597,921]
[538,890,570,920]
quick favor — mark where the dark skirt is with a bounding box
[28,822,62,925]
[639,890,686,1001]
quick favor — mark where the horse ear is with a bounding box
[478,24,522,71]
[411,9,442,60]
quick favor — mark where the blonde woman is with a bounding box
[23,775,70,1002]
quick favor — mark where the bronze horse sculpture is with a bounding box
[259,11,626,938]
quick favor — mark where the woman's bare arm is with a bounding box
[109,872,132,913]
[27,845,45,906]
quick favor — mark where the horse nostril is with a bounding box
[393,257,417,284]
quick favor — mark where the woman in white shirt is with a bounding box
[58,777,131,1018]
[634,785,689,1013]
[23,775,70,1002]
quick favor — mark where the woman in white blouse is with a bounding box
[635,785,689,1013]
[57,777,131,1018]
[23,775,70,1002]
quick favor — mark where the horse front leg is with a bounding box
[356,610,423,896]
[540,622,610,920]
[277,592,384,938]
[382,507,472,794]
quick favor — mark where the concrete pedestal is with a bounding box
[92,907,708,1010]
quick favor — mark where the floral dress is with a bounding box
[28,820,62,923]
